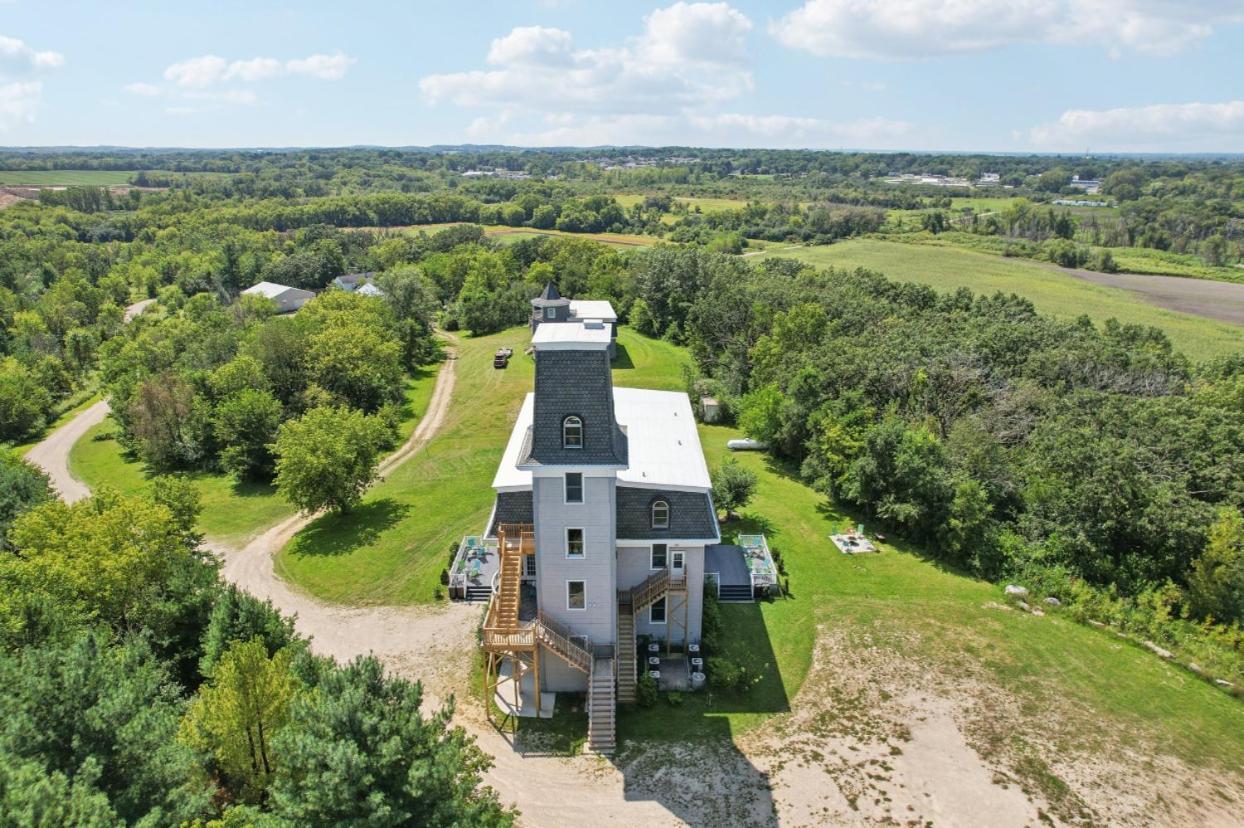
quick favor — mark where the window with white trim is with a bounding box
[563,415,583,449]
[651,499,670,529]
[651,543,668,570]
[545,307,555,319]
[566,528,584,558]
[650,596,667,624]
[565,472,583,503]
[567,580,586,610]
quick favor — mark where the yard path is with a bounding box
[24,298,156,500]
[24,399,110,502]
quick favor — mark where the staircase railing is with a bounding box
[535,610,592,673]
[628,566,686,613]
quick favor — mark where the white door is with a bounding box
[671,549,685,577]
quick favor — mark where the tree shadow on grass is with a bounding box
[288,498,410,558]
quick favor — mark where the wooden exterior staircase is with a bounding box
[588,656,616,754]
[616,599,636,703]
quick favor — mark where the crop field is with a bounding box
[0,170,136,186]
[763,238,1244,361]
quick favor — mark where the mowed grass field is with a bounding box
[765,238,1244,360]
[276,327,688,604]
[0,170,136,186]
[68,367,439,547]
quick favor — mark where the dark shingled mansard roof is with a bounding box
[486,487,717,541]
[520,348,628,468]
[487,490,535,537]
[615,487,718,540]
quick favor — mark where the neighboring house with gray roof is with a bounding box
[241,281,314,314]
[331,271,385,297]
[457,317,728,753]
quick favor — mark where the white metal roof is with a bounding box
[492,387,711,492]
[242,281,307,299]
[569,299,617,322]
[531,320,612,349]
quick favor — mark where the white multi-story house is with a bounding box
[463,312,722,753]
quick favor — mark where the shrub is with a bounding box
[636,672,658,708]
[666,691,685,707]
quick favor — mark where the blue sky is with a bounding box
[2,1,1243,151]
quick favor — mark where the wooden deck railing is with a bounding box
[626,566,687,613]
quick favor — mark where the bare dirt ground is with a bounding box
[1052,264,1244,326]
[26,332,1244,826]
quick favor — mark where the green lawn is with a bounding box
[68,367,439,547]
[764,238,1244,361]
[275,327,690,604]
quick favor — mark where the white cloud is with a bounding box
[162,52,355,88]
[164,55,228,88]
[424,2,910,147]
[225,57,284,82]
[771,0,1244,59]
[1028,100,1244,151]
[421,2,756,115]
[124,81,161,97]
[0,34,63,71]
[285,52,355,80]
[486,26,575,66]
[0,80,41,130]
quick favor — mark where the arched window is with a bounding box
[651,499,670,529]
[562,415,583,449]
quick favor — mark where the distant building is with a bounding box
[1069,175,1103,194]
[979,172,1001,185]
[332,272,385,297]
[242,281,314,314]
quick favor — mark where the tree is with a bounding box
[0,453,52,551]
[180,638,301,804]
[1186,507,1244,625]
[0,751,122,827]
[0,630,213,824]
[0,359,54,441]
[214,390,283,480]
[199,585,301,681]
[306,322,404,412]
[269,656,513,826]
[376,266,440,368]
[273,407,389,514]
[712,459,757,522]
[737,385,783,445]
[3,490,205,638]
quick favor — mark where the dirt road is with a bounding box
[1052,263,1244,326]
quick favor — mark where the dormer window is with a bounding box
[651,499,670,529]
[545,307,555,319]
[563,416,583,449]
